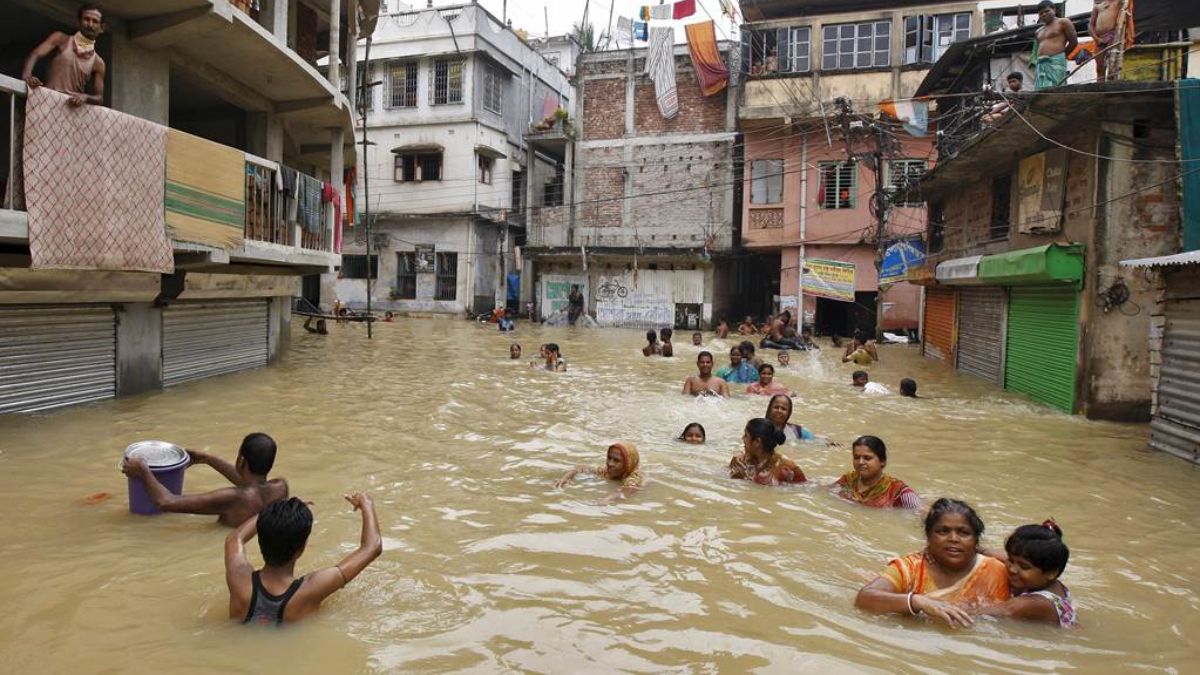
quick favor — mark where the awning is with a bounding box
[392,143,444,154]
[906,264,936,286]
[1121,250,1200,269]
[978,243,1084,286]
[935,255,984,285]
[475,144,506,160]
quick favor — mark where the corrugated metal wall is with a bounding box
[956,287,1006,385]
[595,270,702,328]
[1151,297,1200,464]
[0,306,116,414]
[922,287,957,362]
[1005,286,1079,413]
[162,301,269,387]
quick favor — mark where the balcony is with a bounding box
[1,75,336,271]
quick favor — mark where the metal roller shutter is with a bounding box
[162,301,269,387]
[922,287,957,362]
[1004,286,1079,413]
[0,306,116,414]
[956,287,1006,384]
[1151,297,1200,464]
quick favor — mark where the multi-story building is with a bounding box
[0,0,372,414]
[332,3,573,317]
[524,41,740,329]
[737,0,995,336]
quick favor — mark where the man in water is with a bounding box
[683,351,730,397]
[120,433,289,527]
[982,73,1024,125]
[22,4,107,107]
[692,331,703,346]
[498,309,515,332]
[799,326,819,350]
[303,317,327,335]
[660,328,674,357]
[642,330,662,356]
[852,370,890,395]
[1089,0,1124,81]
[778,350,791,368]
[567,284,584,326]
[716,317,729,339]
[900,378,919,398]
[1033,0,1078,90]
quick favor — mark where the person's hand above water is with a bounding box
[120,456,150,477]
[729,453,750,479]
[912,594,974,629]
[186,448,208,467]
[554,467,584,488]
[344,492,373,511]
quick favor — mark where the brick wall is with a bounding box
[582,78,625,141]
[579,166,624,230]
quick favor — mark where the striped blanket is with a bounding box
[23,87,173,273]
[644,27,679,119]
[166,129,245,249]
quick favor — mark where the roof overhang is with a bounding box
[1121,250,1200,269]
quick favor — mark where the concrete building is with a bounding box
[0,0,373,414]
[524,42,740,330]
[332,3,573,317]
[736,0,999,336]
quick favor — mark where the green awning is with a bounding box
[977,244,1084,286]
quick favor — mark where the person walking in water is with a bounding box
[1033,0,1078,89]
[683,351,730,397]
[567,284,584,326]
[22,4,107,107]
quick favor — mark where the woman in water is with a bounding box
[728,418,807,486]
[855,498,1009,628]
[764,394,816,442]
[976,520,1077,628]
[832,436,921,509]
[747,364,794,396]
[678,423,706,444]
[555,442,644,499]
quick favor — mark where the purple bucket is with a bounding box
[124,441,188,515]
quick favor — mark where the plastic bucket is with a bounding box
[124,441,188,515]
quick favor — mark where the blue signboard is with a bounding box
[880,238,926,285]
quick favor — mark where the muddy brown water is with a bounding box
[0,319,1196,673]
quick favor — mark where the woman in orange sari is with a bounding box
[555,442,644,499]
[832,436,921,509]
[855,498,1009,628]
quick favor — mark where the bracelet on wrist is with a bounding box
[906,592,921,616]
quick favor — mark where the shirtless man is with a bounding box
[1089,0,1122,81]
[682,351,730,398]
[1033,0,1078,90]
[22,4,107,107]
[121,433,288,527]
[982,73,1025,125]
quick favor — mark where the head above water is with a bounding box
[766,394,793,426]
[679,422,706,444]
[510,343,522,359]
[758,363,775,384]
[923,498,985,571]
[692,331,703,345]
[645,330,658,344]
[237,433,277,476]
[852,370,869,387]
[743,418,786,457]
[660,327,672,341]
[852,435,888,463]
[924,498,985,539]
[778,350,790,365]
[697,350,714,375]
[900,378,918,397]
[315,319,328,334]
[257,497,312,566]
[738,341,756,357]
[728,347,743,365]
[1005,520,1070,577]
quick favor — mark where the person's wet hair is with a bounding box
[900,378,918,397]
[546,343,560,355]
[645,330,657,343]
[679,422,706,442]
[758,363,774,375]
[739,340,756,356]
[1005,521,1070,575]
[852,370,868,382]
[924,498,985,538]
[256,498,313,566]
[238,433,277,475]
[852,435,887,463]
[698,350,713,362]
[745,418,786,455]
[660,327,672,340]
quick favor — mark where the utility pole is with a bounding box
[359,36,376,338]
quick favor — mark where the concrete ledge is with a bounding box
[0,210,29,244]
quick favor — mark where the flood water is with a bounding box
[0,318,1197,673]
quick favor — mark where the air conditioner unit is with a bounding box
[372,233,390,249]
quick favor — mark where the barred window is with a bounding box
[432,59,464,105]
[435,252,457,300]
[478,154,494,185]
[483,65,503,114]
[342,254,378,279]
[822,21,890,70]
[819,162,857,209]
[887,159,927,207]
[389,62,418,108]
[395,252,417,299]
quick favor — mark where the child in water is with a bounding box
[509,343,522,359]
[225,494,382,626]
[554,443,644,499]
[978,520,1077,628]
[679,422,706,444]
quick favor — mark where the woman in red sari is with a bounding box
[729,418,807,486]
[832,436,921,509]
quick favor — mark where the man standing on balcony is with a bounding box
[1032,0,1078,90]
[21,4,106,106]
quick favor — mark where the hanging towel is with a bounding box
[322,183,343,253]
[879,99,929,137]
[297,173,323,233]
[672,0,696,20]
[650,3,673,20]
[639,6,650,21]
[685,20,729,96]
[616,16,633,47]
[644,26,679,119]
[343,166,356,228]
[634,21,649,42]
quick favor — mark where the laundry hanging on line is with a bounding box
[685,20,728,96]
[644,26,679,119]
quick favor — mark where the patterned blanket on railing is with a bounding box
[23,87,174,273]
[165,128,245,249]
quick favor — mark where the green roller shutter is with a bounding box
[1004,286,1079,413]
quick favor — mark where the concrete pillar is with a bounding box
[268,295,291,362]
[108,34,169,124]
[263,0,289,41]
[116,303,162,396]
[328,0,342,93]
[346,0,359,105]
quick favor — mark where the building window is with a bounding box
[750,159,784,204]
[929,201,946,252]
[388,62,418,108]
[887,159,928,207]
[822,21,890,71]
[435,252,457,300]
[432,59,464,105]
[990,173,1013,240]
[818,162,857,209]
[478,154,494,185]
[393,152,443,182]
[395,252,417,299]
[789,26,812,73]
[483,64,503,114]
[341,254,378,279]
[747,26,811,74]
[905,13,971,65]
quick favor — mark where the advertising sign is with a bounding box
[802,259,856,302]
[880,238,927,285]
